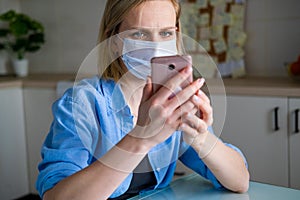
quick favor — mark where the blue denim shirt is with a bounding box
[36,76,247,198]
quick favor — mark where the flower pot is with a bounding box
[12,58,29,77]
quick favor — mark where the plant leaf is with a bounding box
[12,38,27,51]
[0,43,5,50]
[0,29,10,37]
[10,19,29,36]
[29,33,44,43]
[29,20,44,32]
[0,10,16,21]
[26,45,40,52]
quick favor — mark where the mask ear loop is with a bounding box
[113,34,124,57]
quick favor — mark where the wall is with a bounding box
[19,0,106,74]
[0,0,20,13]
[2,0,300,77]
[245,0,300,77]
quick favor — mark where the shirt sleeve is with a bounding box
[179,127,248,190]
[36,89,100,197]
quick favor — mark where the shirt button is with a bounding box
[157,168,161,171]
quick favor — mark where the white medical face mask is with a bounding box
[120,38,177,80]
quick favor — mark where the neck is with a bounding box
[119,72,146,118]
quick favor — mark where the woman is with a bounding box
[36,0,249,199]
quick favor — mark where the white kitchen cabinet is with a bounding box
[23,88,56,194]
[0,87,29,200]
[214,95,300,189]
[216,95,289,187]
[289,98,300,189]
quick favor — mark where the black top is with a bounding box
[108,155,156,200]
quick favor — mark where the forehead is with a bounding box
[121,0,176,29]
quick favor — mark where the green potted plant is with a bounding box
[0,10,45,77]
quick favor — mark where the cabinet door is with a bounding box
[0,88,29,199]
[289,98,300,189]
[214,95,289,187]
[23,88,56,194]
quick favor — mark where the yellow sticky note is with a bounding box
[199,40,211,52]
[182,25,197,39]
[227,31,247,47]
[222,13,234,26]
[213,39,227,54]
[214,3,226,15]
[210,0,224,6]
[228,27,239,41]
[211,56,219,65]
[233,18,245,30]
[232,61,246,78]
[198,13,210,27]
[199,27,211,40]
[232,65,246,78]
[236,32,247,46]
[212,13,223,26]
[196,0,208,8]
[211,25,224,39]
[229,47,245,60]
[226,51,232,62]
[192,54,216,78]
[182,37,197,52]
[231,4,245,19]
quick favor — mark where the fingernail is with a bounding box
[186,113,191,118]
[197,89,201,96]
[197,78,205,85]
[185,67,192,74]
[193,95,200,102]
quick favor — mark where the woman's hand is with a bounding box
[177,89,250,193]
[179,89,214,158]
[130,66,205,150]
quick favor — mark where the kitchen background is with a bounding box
[1,0,300,77]
[0,0,300,199]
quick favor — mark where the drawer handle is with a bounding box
[274,107,280,131]
[295,109,299,134]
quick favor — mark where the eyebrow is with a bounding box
[129,26,177,31]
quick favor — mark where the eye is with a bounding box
[160,30,175,39]
[131,31,148,40]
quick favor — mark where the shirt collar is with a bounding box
[101,78,129,114]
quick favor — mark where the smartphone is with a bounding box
[151,55,193,94]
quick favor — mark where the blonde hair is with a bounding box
[97,0,181,82]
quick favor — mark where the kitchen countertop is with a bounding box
[216,76,300,97]
[0,74,75,88]
[129,173,300,200]
[0,74,300,97]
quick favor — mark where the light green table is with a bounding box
[129,173,300,200]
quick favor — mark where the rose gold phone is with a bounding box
[151,55,193,94]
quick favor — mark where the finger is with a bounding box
[179,120,206,139]
[192,95,213,125]
[155,66,193,100]
[141,77,153,103]
[167,78,205,112]
[197,90,210,105]
[169,100,195,123]
[182,113,208,134]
